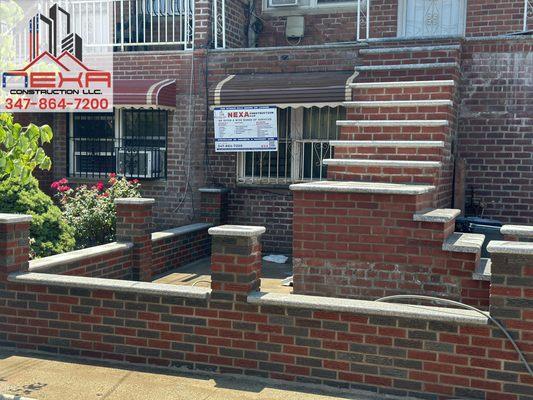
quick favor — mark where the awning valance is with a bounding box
[114,79,176,110]
[210,71,357,109]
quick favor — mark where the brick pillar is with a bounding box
[115,198,155,282]
[0,214,32,277]
[194,0,211,48]
[199,187,228,225]
[488,240,533,389]
[209,225,265,303]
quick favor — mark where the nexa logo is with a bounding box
[1,3,111,90]
[227,111,251,118]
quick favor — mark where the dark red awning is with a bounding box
[210,71,358,108]
[114,79,176,109]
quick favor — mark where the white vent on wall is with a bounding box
[269,0,298,7]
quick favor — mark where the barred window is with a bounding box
[237,106,345,185]
[69,109,168,179]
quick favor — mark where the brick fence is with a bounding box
[0,207,532,399]
[23,199,212,282]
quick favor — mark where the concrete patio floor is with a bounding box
[153,257,293,294]
[0,350,385,400]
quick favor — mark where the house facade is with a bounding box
[16,0,533,255]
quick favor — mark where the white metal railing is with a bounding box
[356,0,370,41]
[212,0,226,48]
[11,0,194,57]
[524,0,533,31]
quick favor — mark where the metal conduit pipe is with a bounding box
[375,295,533,376]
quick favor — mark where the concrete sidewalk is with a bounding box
[0,350,387,400]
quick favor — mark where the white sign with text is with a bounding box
[214,106,278,152]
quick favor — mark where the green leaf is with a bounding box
[40,125,53,143]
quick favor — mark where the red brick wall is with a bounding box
[458,39,533,223]
[465,0,526,37]
[292,190,490,307]
[0,242,531,399]
[29,247,133,280]
[151,229,211,277]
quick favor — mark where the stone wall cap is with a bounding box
[209,225,266,237]
[290,181,435,195]
[29,242,133,272]
[443,232,484,253]
[414,208,461,223]
[248,292,489,325]
[0,213,32,224]
[151,223,213,242]
[199,187,230,193]
[114,198,155,205]
[487,240,533,255]
[9,272,211,299]
[501,225,533,238]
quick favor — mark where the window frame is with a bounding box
[68,109,169,180]
[236,106,344,186]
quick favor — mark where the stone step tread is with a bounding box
[323,159,442,168]
[350,80,456,89]
[330,140,445,148]
[355,62,460,72]
[337,119,449,127]
[500,224,533,238]
[473,258,491,282]
[345,100,453,107]
[289,181,435,195]
[413,208,460,223]
[442,232,485,254]
[360,45,462,55]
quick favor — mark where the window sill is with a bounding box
[236,182,292,190]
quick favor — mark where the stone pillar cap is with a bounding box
[0,214,32,224]
[209,225,266,237]
[114,198,155,205]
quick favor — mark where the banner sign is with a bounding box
[214,106,278,152]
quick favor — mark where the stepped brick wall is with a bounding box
[291,187,489,307]
[0,214,532,400]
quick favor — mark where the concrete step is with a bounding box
[323,159,442,168]
[350,80,455,89]
[330,140,445,148]
[500,224,533,239]
[442,232,485,254]
[359,45,462,55]
[355,62,459,72]
[289,180,435,195]
[337,119,449,127]
[344,100,453,108]
[413,208,461,223]
[472,258,491,281]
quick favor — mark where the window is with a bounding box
[237,106,345,185]
[69,109,168,179]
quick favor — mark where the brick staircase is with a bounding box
[290,43,490,307]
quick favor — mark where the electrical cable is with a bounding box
[375,294,533,376]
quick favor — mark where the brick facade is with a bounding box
[0,215,532,399]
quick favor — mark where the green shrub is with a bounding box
[52,174,141,249]
[0,177,75,258]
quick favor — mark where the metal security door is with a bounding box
[398,0,467,37]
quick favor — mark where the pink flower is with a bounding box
[131,179,139,184]
[101,192,109,198]
[51,181,60,190]
[58,178,68,185]
[58,185,71,192]
[96,181,104,191]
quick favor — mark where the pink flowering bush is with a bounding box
[52,174,141,249]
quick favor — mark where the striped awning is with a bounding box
[210,71,357,109]
[114,79,176,110]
